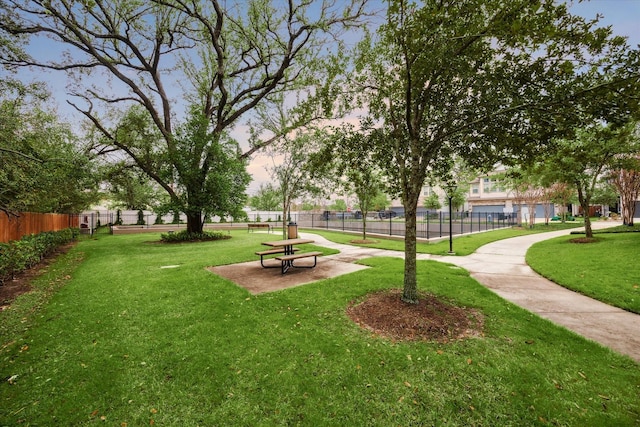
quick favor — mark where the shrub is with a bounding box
[160,230,231,243]
[114,209,123,225]
[136,209,145,225]
[0,228,79,285]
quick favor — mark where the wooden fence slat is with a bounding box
[0,212,79,243]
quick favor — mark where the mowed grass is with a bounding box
[1,231,638,426]
[527,230,640,314]
[306,221,583,256]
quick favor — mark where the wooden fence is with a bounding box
[0,212,79,243]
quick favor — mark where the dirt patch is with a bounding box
[0,242,76,310]
[346,289,484,342]
[209,258,368,294]
[350,239,378,244]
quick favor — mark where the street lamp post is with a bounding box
[444,182,457,255]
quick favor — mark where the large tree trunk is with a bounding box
[402,200,419,304]
[186,211,203,234]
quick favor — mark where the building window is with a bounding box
[482,177,502,193]
[471,184,479,195]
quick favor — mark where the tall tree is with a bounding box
[543,124,639,237]
[1,0,371,233]
[352,0,640,303]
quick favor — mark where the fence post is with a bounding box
[426,212,430,239]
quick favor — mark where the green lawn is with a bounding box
[527,230,640,314]
[1,231,638,426]
[305,222,583,256]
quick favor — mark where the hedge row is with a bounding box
[0,228,79,285]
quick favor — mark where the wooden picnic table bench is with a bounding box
[275,251,323,274]
[255,248,299,268]
[248,223,272,233]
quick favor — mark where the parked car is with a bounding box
[378,210,397,219]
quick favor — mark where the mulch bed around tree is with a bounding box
[569,237,600,244]
[346,289,484,343]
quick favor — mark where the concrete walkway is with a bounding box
[300,222,640,362]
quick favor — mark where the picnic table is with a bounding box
[256,238,322,274]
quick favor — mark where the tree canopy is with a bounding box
[542,123,640,237]
[350,0,640,303]
[0,91,98,215]
[1,0,372,232]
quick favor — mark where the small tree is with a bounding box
[115,209,123,226]
[327,128,388,240]
[522,185,543,227]
[450,188,467,213]
[540,187,554,225]
[423,193,441,212]
[548,182,575,223]
[268,131,331,238]
[610,165,640,225]
[249,183,281,212]
[545,124,639,237]
[608,128,640,225]
[171,211,181,224]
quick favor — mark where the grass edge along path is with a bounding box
[527,229,640,314]
[1,231,639,426]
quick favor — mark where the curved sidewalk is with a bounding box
[301,223,640,362]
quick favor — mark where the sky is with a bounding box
[9,0,640,196]
[569,0,640,47]
[247,0,640,194]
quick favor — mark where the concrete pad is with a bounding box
[208,257,368,294]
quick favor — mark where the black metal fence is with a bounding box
[84,209,515,239]
[295,211,515,239]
